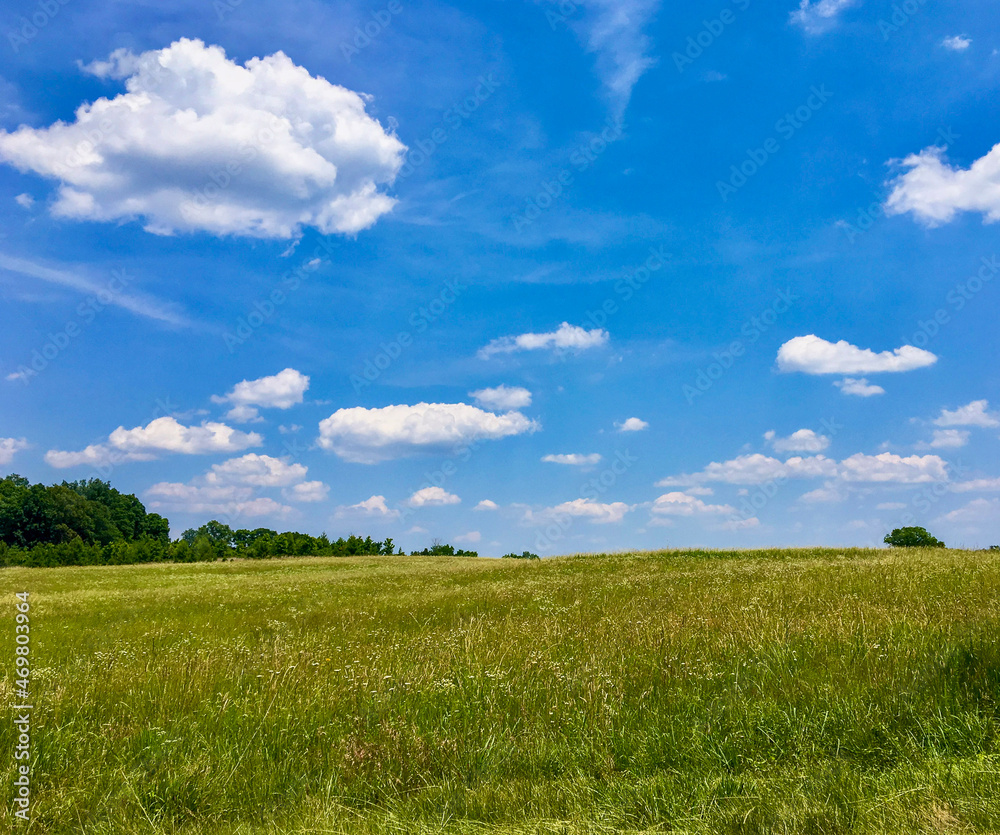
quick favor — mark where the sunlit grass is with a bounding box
[2,547,999,833]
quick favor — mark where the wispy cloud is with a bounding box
[789,0,856,35]
[0,252,190,326]
[554,0,660,116]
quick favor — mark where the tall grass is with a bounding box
[2,547,999,833]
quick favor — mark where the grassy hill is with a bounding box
[2,548,999,833]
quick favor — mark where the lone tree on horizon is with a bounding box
[884,527,946,548]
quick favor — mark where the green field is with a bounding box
[2,548,999,834]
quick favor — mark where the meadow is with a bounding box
[2,547,999,834]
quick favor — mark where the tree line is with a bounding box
[0,474,409,567]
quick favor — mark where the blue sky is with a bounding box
[1,0,998,554]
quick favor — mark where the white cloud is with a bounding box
[799,482,846,503]
[839,453,949,483]
[768,429,831,453]
[278,424,302,434]
[212,368,310,411]
[951,478,1000,493]
[554,0,660,115]
[942,35,972,51]
[474,499,499,511]
[109,417,263,455]
[876,502,907,510]
[145,482,294,519]
[455,531,481,544]
[835,377,886,397]
[469,385,532,411]
[789,0,856,35]
[478,322,608,359]
[318,402,539,463]
[45,417,262,468]
[14,193,33,208]
[541,453,602,466]
[615,417,649,432]
[224,405,263,424]
[777,335,937,375]
[651,492,735,517]
[659,454,837,486]
[934,400,1000,428]
[336,494,399,519]
[0,39,405,239]
[205,453,307,487]
[925,429,970,449]
[284,480,329,503]
[886,143,1000,226]
[539,498,630,524]
[407,486,460,507]
[0,437,29,466]
[940,498,1000,524]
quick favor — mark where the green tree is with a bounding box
[884,527,946,548]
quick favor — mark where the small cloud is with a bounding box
[212,368,309,411]
[541,453,602,466]
[703,71,728,82]
[474,500,499,511]
[934,400,999,428]
[778,335,936,375]
[0,437,29,465]
[406,486,460,508]
[336,494,400,519]
[224,405,263,424]
[469,385,532,411]
[479,322,608,359]
[768,429,831,454]
[789,0,856,35]
[942,35,971,51]
[278,424,302,434]
[14,193,33,209]
[455,531,481,544]
[876,502,907,510]
[925,429,970,449]
[283,481,329,503]
[835,377,886,397]
[318,402,539,464]
[615,417,648,432]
